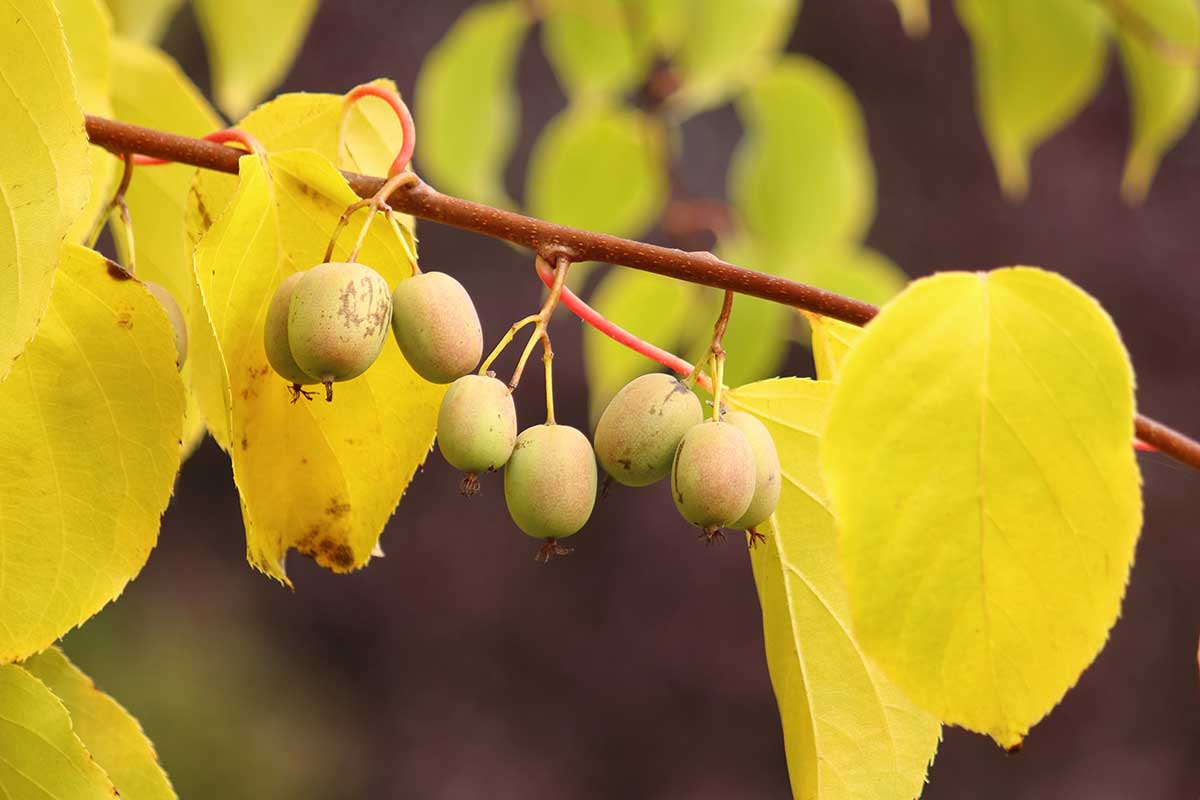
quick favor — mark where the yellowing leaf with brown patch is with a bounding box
[189,150,442,583]
[0,244,184,663]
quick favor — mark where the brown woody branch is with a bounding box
[82,114,1200,472]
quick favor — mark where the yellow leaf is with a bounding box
[0,664,116,799]
[104,0,182,42]
[956,0,1109,197]
[192,0,318,119]
[111,38,222,458]
[803,311,862,382]
[22,647,176,800]
[181,87,411,450]
[1114,0,1200,201]
[822,268,1142,747]
[415,0,531,207]
[57,0,117,243]
[0,0,92,381]
[0,243,184,663]
[729,377,940,800]
[189,151,441,583]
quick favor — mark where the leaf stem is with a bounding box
[339,83,417,176]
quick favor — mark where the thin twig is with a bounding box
[79,114,1200,472]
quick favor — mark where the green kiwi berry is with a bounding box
[437,373,518,494]
[288,262,392,399]
[264,271,318,387]
[594,373,702,487]
[504,424,597,558]
[144,281,187,369]
[671,420,756,540]
[391,271,483,384]
[725,411,781,533]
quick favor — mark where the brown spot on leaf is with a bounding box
[329,543,354,568]
[241,437,249,451]
[116,312,133,328]
[105,259,132,280]
[326,498,351,518]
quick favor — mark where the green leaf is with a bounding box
[0,244,184,663]
[808,246,908,306]
[415,0,531,206]
[22,648,175,800]
[111,38,223,458]
[192,0,318,119]
[104,0,182,41]
[728,377,940,800]
[0,0,92,381]
[730,56,875,261]
[803,311,861,382]
[583,268,695,421]
[527,104,667,237]
[822,268,1142,748]
[956,0,1109,197]
[541,0,651,100]
[57,0,117,244]
[0,664,116,799]
[188,151,442,583]
[892,0,930,37]
[670,0,800,114]
[1114,0,1200,201]
[638,0,688,56]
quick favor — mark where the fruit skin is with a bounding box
[263,271,318,385]
[437,374,517,473]
[504,424,597,540]
[594,373,702,487]
[288,262,392,385]
[671,420,756,530]
[144,282,187,369]
[725,411,781,530]
[391,271,483,383]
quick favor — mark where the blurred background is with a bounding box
[67,0,1200,797]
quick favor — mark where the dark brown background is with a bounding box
[68,0,1200,797]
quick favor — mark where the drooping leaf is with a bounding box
[956,0,1109,197]
[728,377,941,800]
[22,647,175,800]
[0,664,116,799]
[0,244,184,663]
[892,0,930,37]
[188,150,442,583]
[0,0,92,381]
[822,268,1142,748]
[730,56,875,262]
[415,0,531,206]
[1114,0,1200,201]
[104,0,182,41]
[803,311,862,382]
[670,0,800,114]
[192,0,318,118]
[57,0,117,243]
[527,104,667,238]
[583,268,695,421]
[541,0,651,100]
[111,38,222,457]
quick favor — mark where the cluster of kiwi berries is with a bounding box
[594,373,781,545]
[264,260,779,558]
